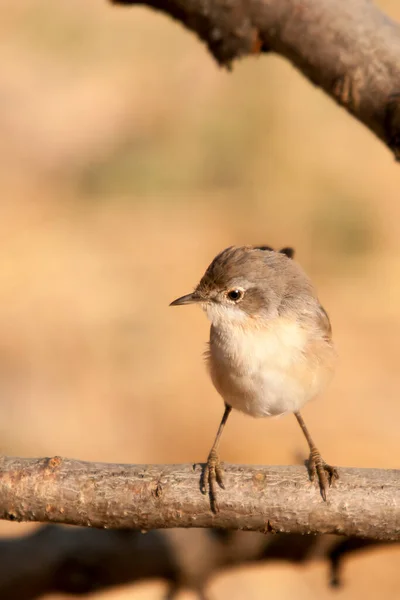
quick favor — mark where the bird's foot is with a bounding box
[200,449,225,513]
[308,448,338,501]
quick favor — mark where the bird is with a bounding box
[170,245,338,512]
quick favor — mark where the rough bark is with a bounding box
[111,0,400,159]
[0,456,398,540]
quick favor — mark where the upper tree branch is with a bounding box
[0,456,399,540]
[111,0,400,159]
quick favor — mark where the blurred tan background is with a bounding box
[0,0,399,598]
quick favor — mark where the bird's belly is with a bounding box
[222,368,311,417]
[208,321,334,418]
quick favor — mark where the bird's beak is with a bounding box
[169,292,202,306]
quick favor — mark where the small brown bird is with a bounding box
[170,245,338,512]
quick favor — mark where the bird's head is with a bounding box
[170,245,311,328]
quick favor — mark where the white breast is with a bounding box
[207,318,332,418]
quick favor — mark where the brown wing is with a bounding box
[317,303,332,341]
[253,245,295,259]
[279,247,295,259]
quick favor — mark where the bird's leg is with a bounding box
[201,404,232,513]
[294,411,338,501]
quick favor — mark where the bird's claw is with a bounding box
[308,449,338,501]
[201,449,225,513]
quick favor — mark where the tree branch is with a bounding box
[0,457,398,540]
[0,525,393,599]
[111,0,400,159]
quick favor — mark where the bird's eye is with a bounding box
[227,289,243,302]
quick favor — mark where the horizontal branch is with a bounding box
[0,524,392,598]
[111,0,400,158]
[0,457,398,540]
